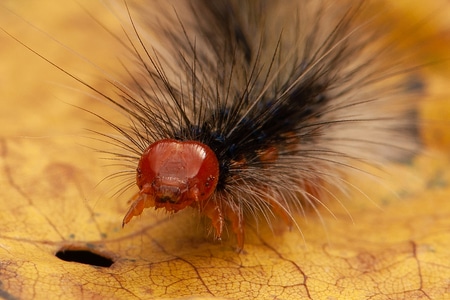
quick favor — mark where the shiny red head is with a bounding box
[136,139,220,211]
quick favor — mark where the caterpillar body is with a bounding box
[6,0,425,251]
[99,0,422,250]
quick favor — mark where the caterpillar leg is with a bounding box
[266,197,294,230]
[122,190,155,226]
[200,199,245,251]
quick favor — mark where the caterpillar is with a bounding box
[107,0,424,251]
[4,0,427,251]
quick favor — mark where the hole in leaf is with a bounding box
[55,249,114,267]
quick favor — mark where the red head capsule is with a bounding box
[122,139,219,225]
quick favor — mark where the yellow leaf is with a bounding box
[0,1,449,299]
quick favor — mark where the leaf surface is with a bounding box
[0,1,449,299]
